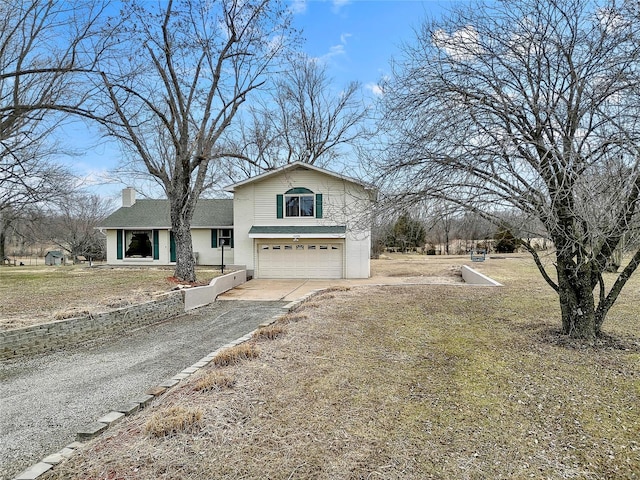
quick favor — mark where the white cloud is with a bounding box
[321,43,346,62]
[332,0,351,13]
[432,25,482,61]
[365,82,384,96]
[596,6,630,33]
[316,31,351,63]
[290,0,307,15]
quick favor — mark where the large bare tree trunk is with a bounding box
[172,222,196,283]
[555,255,598,339]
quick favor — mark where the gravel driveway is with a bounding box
[0,300,287,480]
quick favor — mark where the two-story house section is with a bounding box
[226,162,375,279]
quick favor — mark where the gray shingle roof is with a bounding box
[99,199,233,229]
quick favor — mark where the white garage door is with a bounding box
[256,241,343,278]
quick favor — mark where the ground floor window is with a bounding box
[212,228,234,248]
[218,229,233,247]
[125,230,153,258]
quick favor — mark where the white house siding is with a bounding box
[232,186,255,273]
[232,166,372,279]
[345,231,371,278]
[191,229,234,265]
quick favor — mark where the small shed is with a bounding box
[45,251,65,266]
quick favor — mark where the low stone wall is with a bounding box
[0,292,184,360]
[183,270,247,311]
[461,265,503,286]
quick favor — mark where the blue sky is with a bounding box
[293,0,451,92]
[60,0,456,200]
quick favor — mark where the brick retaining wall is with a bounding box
[0,292,184,360]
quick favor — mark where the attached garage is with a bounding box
[257,240,343,278]
[249,226,346,279]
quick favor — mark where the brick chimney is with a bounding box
[122,187,136,207]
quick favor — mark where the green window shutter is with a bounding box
[170,232,176,262]
[211,229,218,248]
[315,193,323,219]
[276,194,283,218]
[116,229,123,259]
[153,230,159,260]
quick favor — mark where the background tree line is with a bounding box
[1,192,112,263]
[372,208,524,257]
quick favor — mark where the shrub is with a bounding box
[278,312,308,324]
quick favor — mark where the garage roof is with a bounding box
[249,225,347,238]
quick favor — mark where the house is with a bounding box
[45,251,65,266]
[99,162,375,279]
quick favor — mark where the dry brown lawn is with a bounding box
[46,253,640,480]
[0,265,222,331]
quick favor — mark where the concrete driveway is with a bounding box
[218,278,351,301]
[0,300,287,480]
[218,275,461,301]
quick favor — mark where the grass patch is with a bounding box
[277,312,308,324]
[323,286,351,292]
[295,300,321,311]
[211,343,259,367]
[53,309,91,320]
[193,371,236,392]
[252,324,287,341]
[48,255,640,479]
[311,293,335,302]
[144,405,203,438]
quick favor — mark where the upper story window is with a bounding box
[277,188,323,219]
[286,189,314,217]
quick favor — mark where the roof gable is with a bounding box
[98,198,233,229]
[224,162,371,192]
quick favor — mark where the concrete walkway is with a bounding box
[0,300,287,480]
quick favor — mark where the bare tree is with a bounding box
[224,54,370,178]
[0,0,105,258]
[42,192,112,262]
[0,137,75,248]
[377,0,640,339]
[91,0,295,282]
